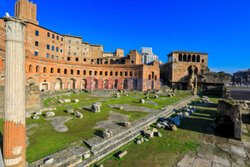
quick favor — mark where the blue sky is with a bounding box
[1,0,250,74]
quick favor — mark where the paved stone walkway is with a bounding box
[177,135,250,167]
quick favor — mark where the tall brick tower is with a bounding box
[15,0,38,25]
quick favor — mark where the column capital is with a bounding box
[4,16,26,42]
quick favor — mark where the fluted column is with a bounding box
[3,16,26,167]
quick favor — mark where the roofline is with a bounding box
[171,51,208,55]
[90,44,103,47]
[63,34,82,39]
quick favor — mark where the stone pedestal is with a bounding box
[3,16,26,167]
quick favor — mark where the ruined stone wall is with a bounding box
[202,72,232,84]
[0,85,42,118]
[216,100,242,140]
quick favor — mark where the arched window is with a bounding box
[183,54,187,61]
[50,68,54,73]
[71,69,74,75]
[83,70,86,75]
[95,71,97,75]
[115,71,118,76]
[64,69,67,74]
[43,67,47,73]
[120,72,123,76]
[197,55,200,62]
[36,66,39,72]
[188,55,191,62]
[89,71,92,75]
[178,54,182,61]
[148,75,151,80]
[110,71,113,76]
[100,71,103,75]
[192,55,196,62]
[57,68,61,74]
[29,65,32,72]
[77,70,80,75]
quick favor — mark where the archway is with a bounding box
[69,78,76,89]
[104,79,109,89]
[178,54,182,61]
[114,79,118,89]
[55,78,63,90]
[94,79,98,89]
[82,79,87,89]
[123,79,128,89]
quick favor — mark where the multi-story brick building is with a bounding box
[0,0,161,91]
[160,51,208,88]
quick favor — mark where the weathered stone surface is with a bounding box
[45,112,55,117]
[64,99,71,103]
[46,116,72,132]
[136,140,142,145]
[44,158,54,165]
[26,123,38,130]
[170,124,178,131]
[152,128,158,133]
[25,112,31,118]
[66,109,74,114]
[156,132,162,137]
[102,129,113,138]
[177,155,195,167]
[144,130,154,138]
[140,98,145,104]
[117,151,127,159]
[75,111,83,118]
[91,104,101,113]
[192,158,212,167]
[75,99,79,103]
[83,153,90,159]
[32,114,39,120]
[122,122,131,128]
[230,145,247,158]
[154,95,159,99]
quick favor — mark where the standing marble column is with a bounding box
[3,16,26,167]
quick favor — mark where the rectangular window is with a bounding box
[68,52,70,55]
[56,36,59,40]
[74,52,76,56]
[34,51,38,56]
[83,70,86,75]
[56,56,58,60]
[51,55,54,59]
[68,40,71,43]
[125,72,128,76]
[130,72,132,76]
[67,57,71,61]
[47,44,50,50]
[35,30,39,36]
[60,49,63,53]
[46,53,50,58]
[84,58,86,62]
[35,41,39,46]
[61,37,63,41]
[47,32,50,37]
[56,47,59,52]
[52,34,55,39]
[76,58,79,61]
[52,46,54,51]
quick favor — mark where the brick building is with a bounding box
[161,51,208,89]
[0,0,161,91]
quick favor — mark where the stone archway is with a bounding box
[55,78,63,90]
[104,79,109,89]
[69,78,76,89]
[114,79,118,89]
[82,79,87,89]
[123,79,128,89]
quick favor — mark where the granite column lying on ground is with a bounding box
[3,16,26,167]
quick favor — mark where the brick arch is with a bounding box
[54,78,63,90]
[29,64,32,72]
[36,65,39,72]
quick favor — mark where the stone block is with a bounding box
[45,112,55,118]
[154,95,159,99]
[117,151,127,159]
[75,111,83,118]
[140,98,145,104]
[44,158,54,165]
[25,112,31,118]
[136,140,142,145]
[83,153,90,159]
[32,114,39,120]
[66,109,74,114]
[144,130,154,138]
[75,99,79,103]
[64,99,71,103]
